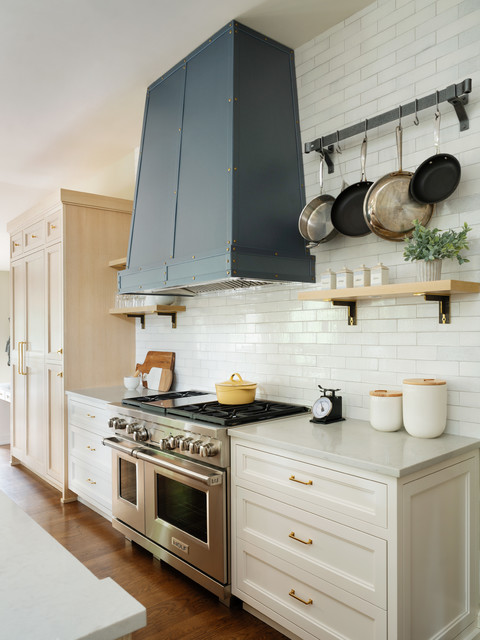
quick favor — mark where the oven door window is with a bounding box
[156,475,207,542]
[119,457,138,505]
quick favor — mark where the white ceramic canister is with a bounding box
[336,266,353,289]
[370,262,389,285]
[320,268,336,290]
[402,378,447,438]
[369,390,403,432]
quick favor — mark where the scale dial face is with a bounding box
[312,396,332,419]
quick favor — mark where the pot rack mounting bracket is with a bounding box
[304,79,472,171]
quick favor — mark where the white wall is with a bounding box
[0,271,9,383]
[136,0,480,438]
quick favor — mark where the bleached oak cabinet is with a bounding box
[230,421,480,640]
[8,190,135,500]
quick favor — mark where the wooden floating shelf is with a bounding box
[108,257,127,270]
[109,305,186,329]
[299,280,480,326]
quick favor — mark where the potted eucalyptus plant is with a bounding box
[403,219,471,281]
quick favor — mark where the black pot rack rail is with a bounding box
[305,78,472,174]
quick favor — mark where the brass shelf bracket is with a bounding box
[424,295,450,324]
[332,300,357,326]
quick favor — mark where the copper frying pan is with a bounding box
[363,126,434,242]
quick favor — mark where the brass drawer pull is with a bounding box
[56,348,63,354]
[289,475,313,486]
[50,224,56,229]
[289,589,313,606]
[86,446,96,451]
[87,414,96,418]
[14,242,20,247]
[289,531,312,545]
[31,234,38,238]
[87,478,97,485]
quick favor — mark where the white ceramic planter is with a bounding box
[369,390,403,432]
[416,259,442,281]
[402,378,447,438]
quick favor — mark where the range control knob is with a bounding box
[180,437,194,451]
[168,435,179,449]
[133,426,149,442]
[199,442,218,458]
[189,439,204,454]
[158,438,170,450]
[126,422,139,434]
[109,417,127,430]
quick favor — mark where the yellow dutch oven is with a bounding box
[215,373,257,405]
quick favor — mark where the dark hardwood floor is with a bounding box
[0,445,287,639]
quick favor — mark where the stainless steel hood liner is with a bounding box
[119,21,315,296]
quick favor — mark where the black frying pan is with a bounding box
[331,137,372,237]
[409,111,461,204]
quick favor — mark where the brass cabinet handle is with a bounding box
[31,234,38,238]
[50,224,56,229]
[56,348,63,354]
[289,475,313,486]
[289,531,312,545]
[87,478,97,485]
[87,413,95,418]
[289,589,313,605]
[13,242,20,247]
[57,371,63,377]
[86,446,96,451]
[17,342,27,375]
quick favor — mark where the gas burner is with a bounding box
[167,399,309,426]
[122,390,208,408]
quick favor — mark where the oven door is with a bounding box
[104,437,145,534]
[136,449,227,584]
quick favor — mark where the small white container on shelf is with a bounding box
[402,378,447,438]
[369,390,403,432]
[320,268,336,290]
[370,263,389,285]
[336,266,353,289]
[353,264,370,287]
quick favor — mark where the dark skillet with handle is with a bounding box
[331,135,372,237]
[298,153,337,247]
[363,124,434,242]
[409,109,461,204]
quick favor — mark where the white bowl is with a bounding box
[124,376,139,390]
[144,295,176,306]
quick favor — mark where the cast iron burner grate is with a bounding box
[123,390,207,408]
[166,400,309,426]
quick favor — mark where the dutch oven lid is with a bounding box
[216,373,256,388]
[403,378,446,385]
[369,389,402,397]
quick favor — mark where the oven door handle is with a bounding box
[102,436,143,457]
[134,449,223,487]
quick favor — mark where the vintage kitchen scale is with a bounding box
[311,385,345,424]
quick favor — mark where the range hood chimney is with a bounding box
[119,21,315,296]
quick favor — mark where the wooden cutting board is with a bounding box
[136,351,175,390]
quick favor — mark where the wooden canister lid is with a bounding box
[403,378,446,385]
[369,390,402,397]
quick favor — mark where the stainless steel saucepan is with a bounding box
[298,154,336,247]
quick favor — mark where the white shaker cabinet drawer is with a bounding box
[45,210,61,243]
[69,424,111,473]
[234,445,387,528]
[236,487,386,608]
[69,457,112,510]
[11,232,23,258]
[68,399,109,434]
[23,220,45,252]
[235,539,386,640]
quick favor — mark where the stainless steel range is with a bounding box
[103,390,309,604]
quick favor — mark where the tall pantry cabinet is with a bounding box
[8,190,135,500]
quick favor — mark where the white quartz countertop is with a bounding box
[67,385,153,404]
[228,414,480,477]
[0,490,146,640]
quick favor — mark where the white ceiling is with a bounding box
[0,0,372,270]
